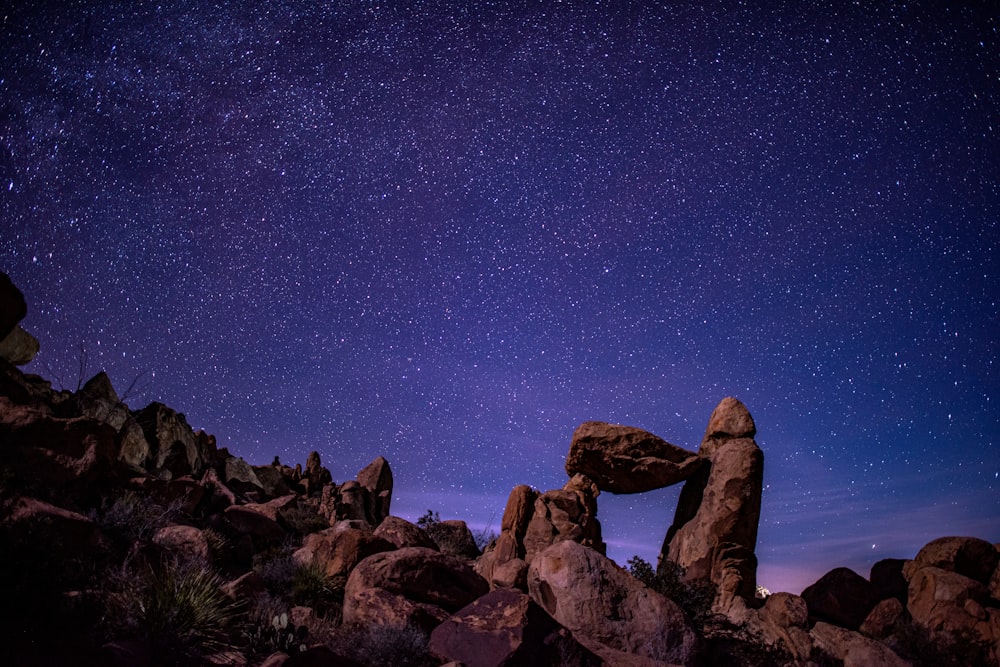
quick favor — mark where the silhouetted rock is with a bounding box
[0,271,27,339]
[135,402,208,477]
[565,420,703,494]
[659,397,763,610]
[429,588,600,667]
[870,558,908,603]
[224,504,285,545]
[801,567,879,631]
[528,540,698,666]
[0,325,39,365]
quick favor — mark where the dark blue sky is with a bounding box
[2,0,997,593]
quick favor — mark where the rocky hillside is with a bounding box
[1,271,998,667]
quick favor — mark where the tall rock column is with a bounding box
[658,397,763,612]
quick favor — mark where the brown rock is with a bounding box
[343,586,450,634]
[748,593,814,663]
[135,402,206,477]
[565,421,703,494]
[118,418,152,469]
[527,540,698,665]
[4,496,103,556]
[224,505,286,544]
[907,565,989,635]
[0,325,39,365]
[373,515,437,550]
[429,588,600,667]
[703,396,756,440]
[904,536,999,585]
[859,597,905,639]
[870,558,908,603]
[810,621,910,667]
[801,567,879,631]
[523,486,604,563]
[0,271,27,339]
[293,526,394,579]
[224,456,264,491]
[432,519,480,558]
[343,547,488,631]
[501,484,537,535]
[491,558,528,590]
[153,524,210,563]
[243,494,298,522]
[357,456,393,525]
[253,465,293,497]
[222,571,267,601]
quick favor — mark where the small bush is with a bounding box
[242,596,308,658]
[94,491,180,542]
[107,558,241,664]
[292,562,344,612]
[330,623,433,667]
[280,503,329,536]
[627,556,715,625]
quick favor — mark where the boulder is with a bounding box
[565,420,703,493]
[221,571,267,601]
[152,524,210,563]
[357,456,393,524]
[373,515,438,550]
[343,547,488,631]
[223,456,264,491]
[907,565,990,635]
[491,558,529,590]
[810,621,910,667]
[432,519,480,558]
[224,505,285,544]
[3,496,103,557]
[527,540,698,665]
[71,372,131,430]
[0,325,39,365]
[303,450,332,493]
[659,397,762,607]
[253,465,292,497]
[0,271,27,339]
[903,536,999,585]
[429,588,600,667]
[859,597,905,639]
[343,586,451,634]
[870,558,908,603]
[523,480,604,563]
[117,418,152,469]
[293,527,394,579]
[135,402,207,477]
[801,567,879,631]
[750,592,814,660]
[242,494,298,522]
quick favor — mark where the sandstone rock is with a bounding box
[136,402,207,477]
[871,558,908,603]
[253,465,292,497]
[860,597,905,639]
[565,421,703,494]
[491,558,529,590]
[201,467,237,508]
[71,372,131,431]
[0,325,39,365]
[303,450,332,493]
[904,536,999,585]
[336,480,370,523]
[523,483,604,563]
[0,271,27,339]
[527,540,698,665]
[373,515,438,550]
[343,585,450,634]
[907,565,990,635]
[750,592,814,660]
[502,484,537,536]
[703,396,757,440]
[801,567,879,631]
[117,417,152,469]
[293,527,394,579]
[343,547,488,631]
[153,524,210,563]
[810,621,910,667]
[429,588,600,667]
[357,456,393,524]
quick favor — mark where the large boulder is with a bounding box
[903,536,998,585]
[0,326,39,365]
[0,271,27,339]
[152,524,210,563]
[431,519,480,559]
[565,421,703,493]
[522,475,604,563]
[801,567,879,631]
[527,540,698,666]
[373,515,438,550]
[429,588,600,667]
[343,547,489,632]
[870,558,908,603]
[293,526,394,579]
[810,621,910,667]
[658,397,763,608]
[907,565,991,637]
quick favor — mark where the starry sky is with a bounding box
[2,1,998,594]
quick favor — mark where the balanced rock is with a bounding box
[527,540,698,666]
[0,325,40,365]
[565,421,702,494]
[659,397,763,609]
[429,588,600,667]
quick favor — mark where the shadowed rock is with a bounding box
[565,421,703,494]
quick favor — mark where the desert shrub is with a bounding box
[93,490,181,542]
[696,615,799,666]
[416,509,479,557]
[252,539,301,591]
[242,597,309,658]
[627,556,715,626]
[280,503,330,536]
[887,620,993,667]
[292,562,345,612]
[106,557,241,664]
[330,623,433,667]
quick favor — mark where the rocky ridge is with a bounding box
[1,271,998,667]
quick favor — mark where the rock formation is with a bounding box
[0,271,38,365]
[658,396,764,610]
[565,420,703,493]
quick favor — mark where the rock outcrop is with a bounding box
[528,539,698,666]
[658,397,763,610]
[801,567,880,631]
[565,420,703,493]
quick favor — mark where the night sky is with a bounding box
[2,1,997,594]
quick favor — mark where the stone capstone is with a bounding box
[565,421,703,494]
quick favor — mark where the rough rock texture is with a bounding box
[903,535,999,585]
[527,540,698,666]
[357,455,393,524]
[801,567,880,631]
[565,421,703,494]
[343,547,489,632]
[659,397,762,609]
[907,566,990,635]
[860,597,906,639]
[223,504,285,544]
[223,456,264,490]
[0,325,39,365]
[293,526,394,579]
[810,621,911,667]
[135,402,208,477]
[4,496,104,557]
[373,515,438,550]
[429,588,600,667]
[433,519,481,559]
[0,271,27,339]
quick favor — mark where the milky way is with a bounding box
[2,1,997,593]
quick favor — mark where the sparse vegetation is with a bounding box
[92,490,181,543]
[329,623,434,667]
[627,555,715,625]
